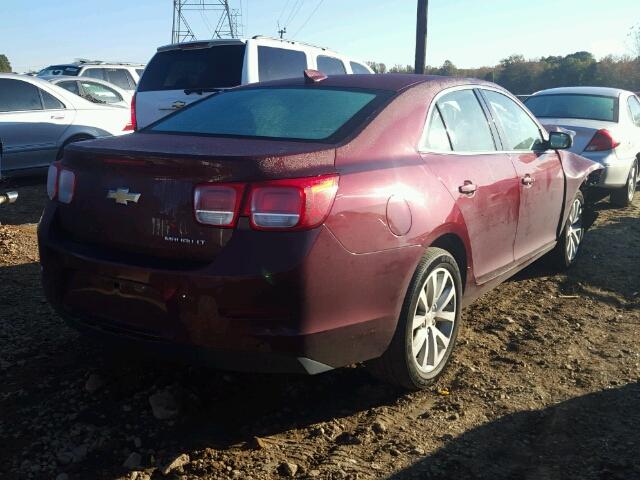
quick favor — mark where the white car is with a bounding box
[0,73,132,175]
[43,75,132,109]
[37,61,145,92]
[525,86,640,207]
[135,35,373,129]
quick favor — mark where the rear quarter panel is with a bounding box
[326,80,474,281]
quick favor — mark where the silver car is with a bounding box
[525,86,639,207]
[0,74,131,175]
[42,75,132,109]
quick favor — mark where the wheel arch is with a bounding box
[57,133,95,160]
[429,233,468,291]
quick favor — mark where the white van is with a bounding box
[134,36,373,129]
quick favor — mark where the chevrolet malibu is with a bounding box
[39,73,600,389]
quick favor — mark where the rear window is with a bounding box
[525,94,618,122]
[137,45,245,92]
[37,65,80,77]
[258,46,307,82]
[147,87,392,143]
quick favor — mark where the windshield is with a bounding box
[525,94,618,122]
[37,65,80,77]
[137,44,245,92]
[147,87,392,143]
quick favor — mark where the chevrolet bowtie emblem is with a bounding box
[172,100,186,109]
[107,188,141,205]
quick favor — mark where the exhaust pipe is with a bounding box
[0,191,18,206]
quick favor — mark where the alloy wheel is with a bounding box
[628,163,637,203]
[411,267,456,373]
[566,198,583,262]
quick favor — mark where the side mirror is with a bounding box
[548,131,572,150]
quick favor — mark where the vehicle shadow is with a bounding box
[389,382,640,479]
[0,262,403,477]
[0,176,47,225]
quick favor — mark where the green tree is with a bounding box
[0,54,11,73]
[437,60,457,76]
[365,61,387,74]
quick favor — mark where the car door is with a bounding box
[625,95,640,160]
[480,89,564,261]
[0,78,71,172]
[419,87,520,282]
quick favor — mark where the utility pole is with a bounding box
[414,0,428,74]
[278,26,287,39]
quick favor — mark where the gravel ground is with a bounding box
[1,178,639,480]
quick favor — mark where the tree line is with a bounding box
[367,51,640,94]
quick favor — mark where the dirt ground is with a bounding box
[1,177,639,480]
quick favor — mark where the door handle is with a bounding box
[50,114,65,120]
[522,175,534,187]
[458,180,477,195]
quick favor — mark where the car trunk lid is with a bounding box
[540,118,620,154]
[56,133,336,262]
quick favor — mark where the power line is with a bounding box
[283,0,305,29]
[293,0,324,37]
[277,0,291,25]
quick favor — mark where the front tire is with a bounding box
[368,247,462,390]
[551,190,584,269]
[610,160,637,207]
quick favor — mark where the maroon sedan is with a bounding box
[39,73,600,389]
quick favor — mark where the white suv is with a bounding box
[134,36,373,129]
[37,61,145,92]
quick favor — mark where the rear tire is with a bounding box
[610,160,637,207]
[367,247,462,390]
[551,190,584,270]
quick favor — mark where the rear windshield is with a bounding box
[137,45,245,92]
[525,94,618,122]
[147,87,392,143]
[37,65,80,77]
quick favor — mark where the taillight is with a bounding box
[58,169,76,204]
[193,175,339,231]
[46,162,60,200]
[584,129,620,152]
[124,92,137,131]
[247,175,339,231]
[47,163,76,203]
[194,184,244,227]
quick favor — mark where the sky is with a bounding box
[1,0,638,73]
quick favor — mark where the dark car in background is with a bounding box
[39,73,599,389]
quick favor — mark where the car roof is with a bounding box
[531,86,632,97]
[237,73,495,94]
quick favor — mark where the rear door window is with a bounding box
[83,68,107,81]
[317,56,346,75]
[482,90,543,150]
[350,62,371,74]
[105,69,134,89]
[79,81,123,104]
[57,81,80,96]
[138,44,246,92]
[627,96,640,127]
[419,107,452,151]
[258,46,307,82]
[436,89,496,152]
[40,89,65,110]
[0,79,43,112]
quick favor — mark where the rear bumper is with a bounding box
[581,151,635,188]
[38,209,420,374]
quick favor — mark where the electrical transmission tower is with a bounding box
[172,1,242,44]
